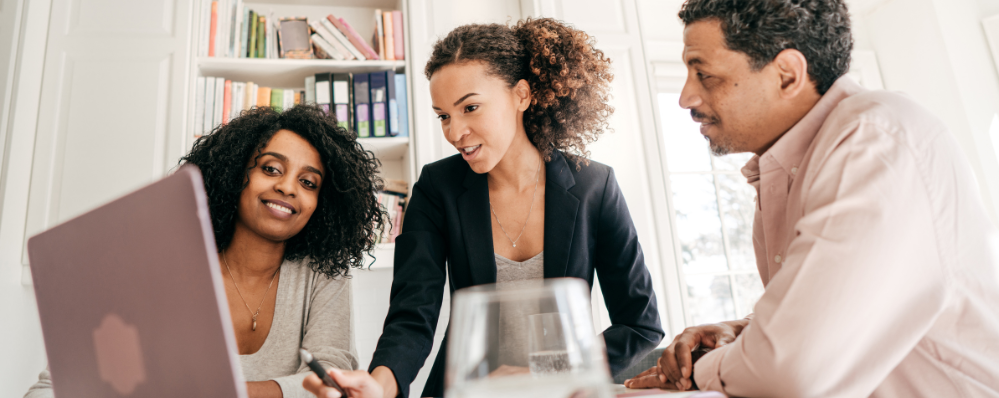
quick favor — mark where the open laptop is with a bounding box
[28,166,247,398]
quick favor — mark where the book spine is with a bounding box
[315,73,331,114]
[395,73,408,137]
[245,82,254,110]
[329,15,379,60]
[198,0,209,57]
[222,80,232,124]
[248,10,257,58]
[255,15,267,58]
[353,73,370,137]
[374,10,385,60]
[257,86,270,107]
[318,18,360,60]
[332,73,351,130]
[383,11,395,61]
[194,76,206,137]
[283,89,294,110]
[214,77,225,128]
[304,76,316,104]
[240,6,249,57]
[393,10,404,60]
[203,77,215,133]
[270,88,283,112]
[386,70,397,136]
[231,0,242,57]
[370,72,387,137]
[208,1,218,57]
[228,0,238,57]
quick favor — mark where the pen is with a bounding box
[300,348,348,397]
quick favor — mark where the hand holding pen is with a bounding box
[301,349,383,398]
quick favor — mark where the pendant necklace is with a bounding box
[490,154,543,248]
[222,251,279,331]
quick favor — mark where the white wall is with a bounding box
[857,0,999,224]
[1,0,54,394]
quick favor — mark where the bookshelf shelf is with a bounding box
[358,137,409,160]
[197,58,406,88]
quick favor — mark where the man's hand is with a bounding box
[652,320,748,391]
[623,367,674,389]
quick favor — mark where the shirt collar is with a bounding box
[741,76,865,181]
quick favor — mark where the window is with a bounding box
[657,92,764,326]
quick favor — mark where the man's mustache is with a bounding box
[691,109,719,124]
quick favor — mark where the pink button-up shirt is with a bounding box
[693,77,999,397]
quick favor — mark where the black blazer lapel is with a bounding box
[544,151,579,278]
[457,166,496,285]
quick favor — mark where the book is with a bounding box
[228,0,240,57]
[248,10,258,58]
[278,18,312,59]
[194,77,206,137]
[245,82,255,110]
[314,73,331,114]
[385,70,398,136]
[318,18,362,60]
[392,10,404,60]
[249,83,258,108]
[222,80,232,124]
[203,77,216,133]
[370,71,388,137]
[373,10,386,60]
[394,73,408,137]
[254,14,267,58]
[313,19,356,60]
[199,0,210,57]
[383,10,395,61]
[304,76,316,104]
[327,15,379,60]
[214,77,225,128]
[231,82,244,119]
[257,86,271,107]
[283,89,294,111]
[241,5,249,57]
[294,91,301,106]
[353,73,371,137]
[209,1,218,56]
[217,0,227,57]
[269,16,278,58]
[270,89,283,112]
[332,73,351,130]
[311,34,345,60]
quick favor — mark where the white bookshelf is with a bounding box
[186,0,418,269]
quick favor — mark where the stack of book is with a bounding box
[192,71,409,140]
[377,179,408,244]
[193,77,305,137]
[199,1,405,61]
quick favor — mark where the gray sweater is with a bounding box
[24,258,358,398]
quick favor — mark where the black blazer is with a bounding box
[368,151,664,397]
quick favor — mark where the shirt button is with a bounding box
[775,254,782,263]
[791,167,798,174]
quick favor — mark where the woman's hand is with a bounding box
[303,368,384,398]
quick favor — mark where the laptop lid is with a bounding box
[27,165,247,398]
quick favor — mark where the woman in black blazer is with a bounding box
[304,18,664,398]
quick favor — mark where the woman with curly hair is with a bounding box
[305,18,663,398]
[24,104,385,398]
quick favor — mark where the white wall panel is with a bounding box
[21,0,192,267]
[559,0,628,35]
[70,0,175,35]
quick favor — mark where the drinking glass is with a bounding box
[445,278,612,398]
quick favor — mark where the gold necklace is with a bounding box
[489,154,543,248]
[222,251,279,331]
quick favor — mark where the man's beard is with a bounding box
[707,136,736,156]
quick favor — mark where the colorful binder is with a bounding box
[370,72,388,137]
[314,73,331,114]
[394,72,408,137]
[353,73,371,137]
[332,73,352,131]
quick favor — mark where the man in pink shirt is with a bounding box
[625,0,999,396]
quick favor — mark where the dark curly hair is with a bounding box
[424,18,614,166]
[180,104,385,278]
[679,0,853,94]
